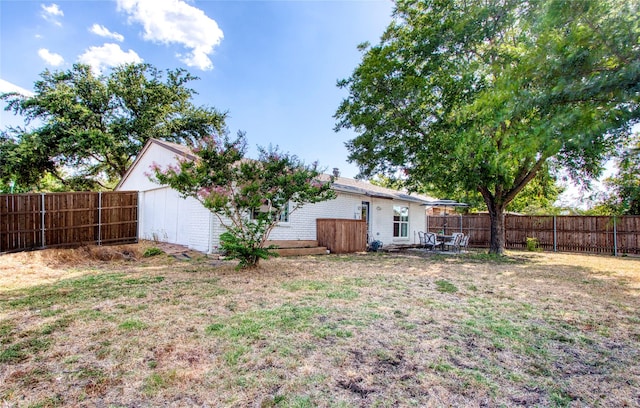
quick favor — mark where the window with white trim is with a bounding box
[251,201,289,222]
[279,202,289,223]
[393,206,409,238]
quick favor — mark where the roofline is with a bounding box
[331,183,432,205]
[117,139,437,205]
[116,138,196,190]
[151,138,197,161]
[116,139,151,190]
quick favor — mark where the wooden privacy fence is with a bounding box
[317,218,367,254]
[427,214,640,255]
[0,191,138,253]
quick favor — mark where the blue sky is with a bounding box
[0,0,395,179]
[0,0,629,209]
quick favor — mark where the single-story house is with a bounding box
[116,138,436,254]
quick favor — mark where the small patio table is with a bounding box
[436,235,452,251]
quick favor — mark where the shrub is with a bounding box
[219,228,278,270]
[526,237,541,252]
[143,247,164,257]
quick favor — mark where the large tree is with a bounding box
[335,0,640,254]
[1,63,226,191]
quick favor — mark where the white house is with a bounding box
[116,138,436,253]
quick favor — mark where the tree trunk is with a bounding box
[481,192,506,255]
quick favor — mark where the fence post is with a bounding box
[613,216,618,257]
[136,191,140,244]
[553,216,557,252]
[41,193,46,248]
[98,192,102,246]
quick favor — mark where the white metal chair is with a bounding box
[458,234,470,253]
[444,232,463,252]
[418,231,427,248]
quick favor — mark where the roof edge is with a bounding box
[115,138,196,190]
[115,139,155,190]
[117,140,438,205]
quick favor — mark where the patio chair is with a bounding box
[424,232,443,251]
[418,231,426,248]
[444,232,463,252]
[459,234,470,253]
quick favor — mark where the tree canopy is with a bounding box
[152,132,335,269]
[1,63,226,191]
[335,0,640,253]
[597,133,640,215]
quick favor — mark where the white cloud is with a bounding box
[41,3,63,26]
[38,48,65,66]
[78,43,143,74]
[90,24,125,42]
[117,0,223,71]
[0,79,34,96]
[42,3,63,16]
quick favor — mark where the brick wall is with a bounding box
[186,197,212,253]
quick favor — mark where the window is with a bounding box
[393,206,409,238]
[251,201,289,223]
[279,202,289,223]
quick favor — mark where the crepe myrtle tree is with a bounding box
[151,132,335,269]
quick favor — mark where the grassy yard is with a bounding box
[1,245,639,407]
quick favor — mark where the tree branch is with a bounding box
[583,15,631,65]
[503,155,547,205]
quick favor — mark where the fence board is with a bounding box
[0,194,42,251]
[317,219,367,254]
[618,217,640,255]
[100,192,139,244]
[0,191,138,253]
[427,214,640,255]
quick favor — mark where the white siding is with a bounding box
[139,187,212,252]
[267,193,362,241]
[210,215,225,251]
[118,142,213,253]
[266,192,426,248]
[139,187,186,244]
[118,140,428,252]
[368,200,425,247]
[118,143,182,192]
[409,202,427,245]
[137,186,426,251]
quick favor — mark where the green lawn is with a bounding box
[1,246,639,407]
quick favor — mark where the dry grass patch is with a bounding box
[1,246,639,407]
[0,244,148,292]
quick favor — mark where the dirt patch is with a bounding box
[0,244,144,292]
